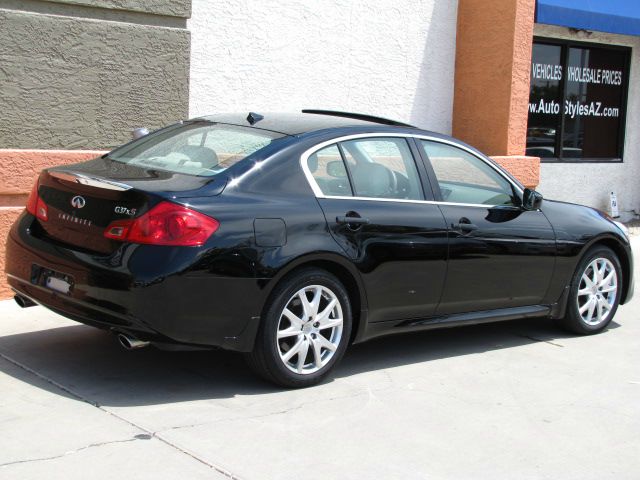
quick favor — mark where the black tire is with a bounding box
[557,245,623,335]
[245,268,352,388]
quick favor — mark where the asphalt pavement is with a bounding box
[1,238,639,479]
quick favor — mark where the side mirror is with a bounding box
[326,160,348,178]
[522,188,543,210]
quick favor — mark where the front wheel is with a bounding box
[246,268,352,388]
[557,246,622,335]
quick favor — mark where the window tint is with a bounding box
[421,141,517,206]
[527,40,630,161]
[340,138,423,200]
[308,145,353,197]
[109,122,283,177]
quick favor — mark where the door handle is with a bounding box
[452,220,478,233]
[336,216,370,225]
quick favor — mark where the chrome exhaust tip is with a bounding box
[14,294,36,308]
[117,333,150,350]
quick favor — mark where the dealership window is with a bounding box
[527,38,630,162]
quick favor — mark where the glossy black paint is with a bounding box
[5,112,634,352]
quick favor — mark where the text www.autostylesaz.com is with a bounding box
[529,99,619,118]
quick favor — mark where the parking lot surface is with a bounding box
[1,238,639,480]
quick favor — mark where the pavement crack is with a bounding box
[0,351,244,480]
[0,437,138,468]
[159,390,368,434]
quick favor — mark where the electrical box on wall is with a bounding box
[610,192,620,218]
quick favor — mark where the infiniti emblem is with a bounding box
[71,195,86,209]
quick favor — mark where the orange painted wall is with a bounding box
[453,0,536,156]
[0,150,106,299]
[492,155,540,189]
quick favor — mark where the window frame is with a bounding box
[300,133,524,209]
[530,37,631,164]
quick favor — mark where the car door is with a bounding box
[303,135,448,323]
[417,139,557,314]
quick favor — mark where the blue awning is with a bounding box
[536,0,640,36]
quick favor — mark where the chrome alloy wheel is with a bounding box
[577,257,618,326]
[276,285,344,374]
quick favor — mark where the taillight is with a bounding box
[25,180,48,222]
[104,201,219,246]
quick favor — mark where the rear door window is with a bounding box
[339,138,424,200]
[308,145,353,197]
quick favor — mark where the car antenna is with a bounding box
[246,112,264,125]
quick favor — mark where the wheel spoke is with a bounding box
[282,308,303,327]
[586,297,596,320]
[309,286,323,318]
[579,297,593,314]
[282,338,303,363]
[600,271,615,288]
[278,326,301,339]
[311,337,323,368]
[597,261,607,283]
[596,298,603,322]
[597,297,611,312]
[316,298,337,323]
[600,284,617,293]
[590,263,599,284]
[316,335,337,352]
[577,287,591,296]
[298,291,313,319]
[319,317,342,330]
[296,339,310,373]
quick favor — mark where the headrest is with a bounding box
[177,145,219,167]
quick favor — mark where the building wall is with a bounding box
[534,24,640,220]
[453,0,535,156]
[188,0,458,133]
[0,0,192,299]
[0,0,191,150]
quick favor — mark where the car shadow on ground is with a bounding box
[0,317,618,406]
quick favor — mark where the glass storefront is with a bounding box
[527,39,630,161]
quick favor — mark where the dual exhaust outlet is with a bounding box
[117,333,150,350]
[14,294,36,308]
[15,294,150,350]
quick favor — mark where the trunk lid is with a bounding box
[36,157,225,253]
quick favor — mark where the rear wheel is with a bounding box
[557,246,622,334]
[246,268,352,388]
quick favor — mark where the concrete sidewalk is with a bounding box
[1,240,639,479]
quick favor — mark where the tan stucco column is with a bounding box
[453,0,540,188]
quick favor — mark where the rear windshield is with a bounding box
[108,122,284,176]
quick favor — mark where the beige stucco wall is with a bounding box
[0,1,191,150]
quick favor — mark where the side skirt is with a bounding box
[356,305,552,343]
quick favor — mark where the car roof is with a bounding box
[193,111,426,136]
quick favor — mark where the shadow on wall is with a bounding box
[0,315,594,406]
[409,0,458,133]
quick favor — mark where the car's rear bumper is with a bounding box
[5,213,264,352]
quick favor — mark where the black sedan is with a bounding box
[5,110,634,387]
